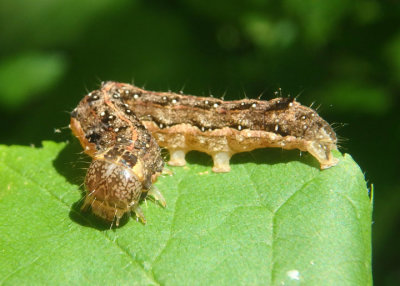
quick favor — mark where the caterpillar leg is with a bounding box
[162,168,174,176]
[148,186,167,207]
[212,152,232,173]
[133,205,146,224]
[168,149,187,166]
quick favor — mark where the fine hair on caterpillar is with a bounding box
[70,81,339,225]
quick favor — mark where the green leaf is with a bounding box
[0,141,372,285]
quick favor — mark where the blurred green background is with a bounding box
[0,0,398,284]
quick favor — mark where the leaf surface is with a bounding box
[0,141,372,285]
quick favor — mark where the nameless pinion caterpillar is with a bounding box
[70,81,338,225]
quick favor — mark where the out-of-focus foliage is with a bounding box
[0,0,398,284]
[0,52,66,109]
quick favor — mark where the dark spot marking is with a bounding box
[266,98,294,111]
[231,102,257,110]
[264,123,290,136]
[86,132,101,143]
[86,92,100,102]
[121,152,137,168]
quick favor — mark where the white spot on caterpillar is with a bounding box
[123,168,131,181]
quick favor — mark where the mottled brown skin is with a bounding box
[70,82,164,225]
[108,82,339,172]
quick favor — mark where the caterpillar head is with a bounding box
[81,158,147,226]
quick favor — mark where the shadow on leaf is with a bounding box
[231,148,320,169]
[52,139,132,230]
[178,147,319,171]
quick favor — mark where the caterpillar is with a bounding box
[70,81,338,225]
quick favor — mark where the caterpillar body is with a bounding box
[70,81,338,225]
